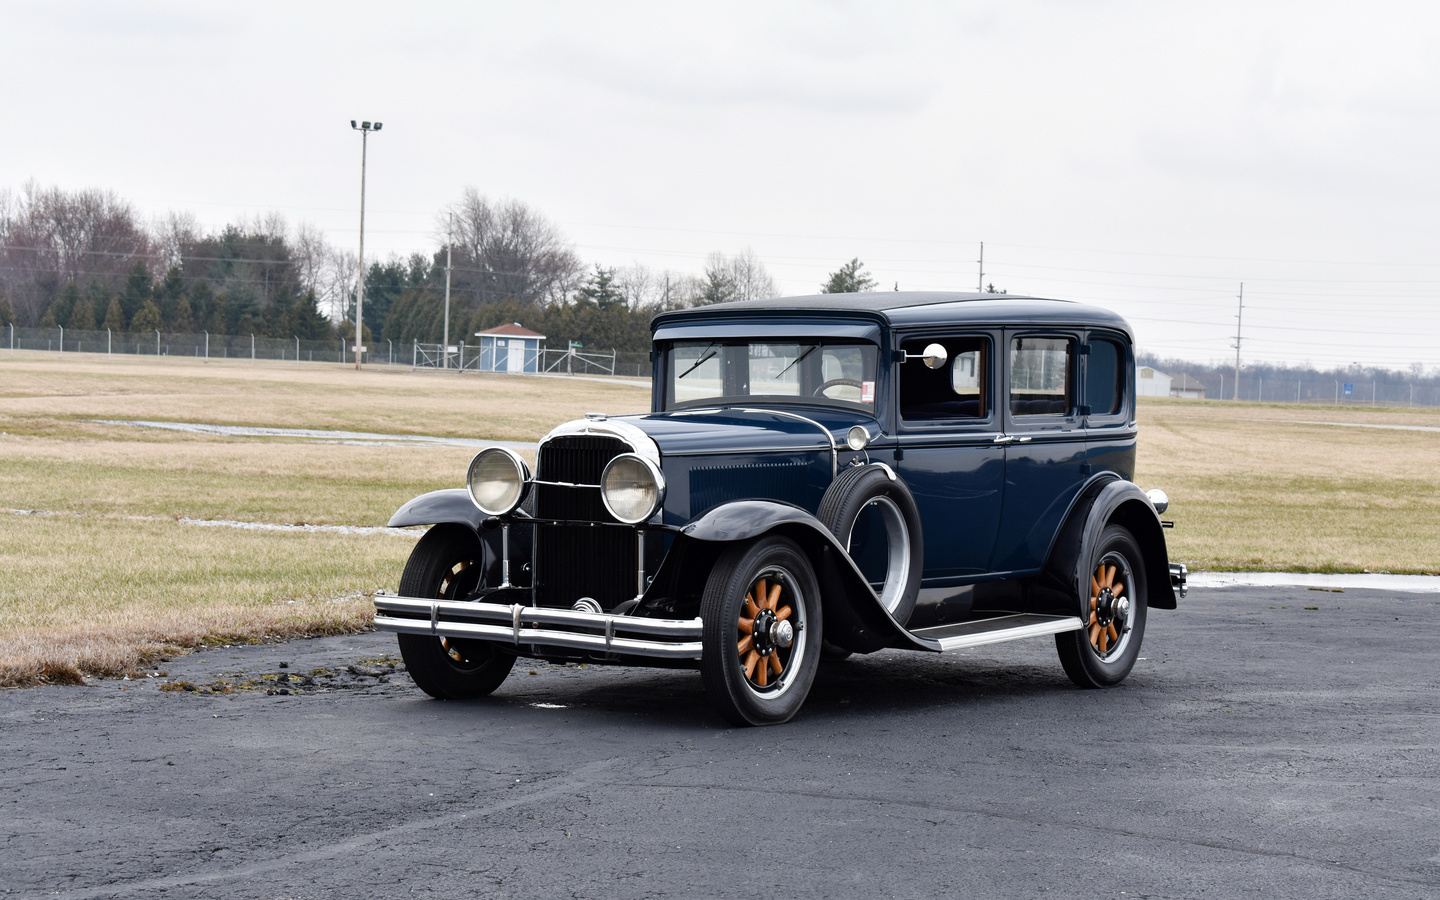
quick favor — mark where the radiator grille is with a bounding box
[533,435,636,610]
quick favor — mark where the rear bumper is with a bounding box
[372,592,703,660]
[1170,563,1188,600]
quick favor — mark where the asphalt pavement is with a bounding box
[2,586,1437,899]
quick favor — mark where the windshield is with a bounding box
[665,340,879,412]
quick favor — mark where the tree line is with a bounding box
[0,181,887,352]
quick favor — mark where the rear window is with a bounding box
[1085,339,1124,416]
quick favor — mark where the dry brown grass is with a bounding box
[0,514,411,687]
[1136,398,1440,574]
[0,351,649,440]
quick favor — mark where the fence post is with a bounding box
[458,342,465,373]
[1372,382,1377,407]
[58,325,63,357]
[9,322,13,356]
[296,336,300,368]
[107,328,111,358]
[250,334,255,363]
[156,330,161,357]
[412,339,417,369]
[339,338,343,365]
[388,339,393,365]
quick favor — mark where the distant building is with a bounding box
[1136,366,1172,397]
[1169,373,1207,400]
[474,323,546,374]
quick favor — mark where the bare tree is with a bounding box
[0,181,152,324]
[697,248,778,306]
[442,190,584,309]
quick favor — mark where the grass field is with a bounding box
[2,351,1437,686]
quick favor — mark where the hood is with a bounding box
[618,406,879,456]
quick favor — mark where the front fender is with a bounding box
[676,500,933,654]
[387,489,487,531]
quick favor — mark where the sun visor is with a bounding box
[652,320,881,343]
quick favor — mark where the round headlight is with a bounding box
[466,447,530,515]
[601,454,665,524]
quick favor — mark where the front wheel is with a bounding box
[395,525,516,699]
[700,536,824,726]
[1055,524,1148,688]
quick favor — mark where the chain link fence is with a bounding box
[4,324,650,379]
[1185,372,1440,408]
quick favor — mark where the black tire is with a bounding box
[816,463,923,625]
[700,536,823,727]
[396,525,516,700]
[1056,524,1148,688]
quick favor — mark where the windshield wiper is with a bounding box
[677,343,718,379]
[774,345,817,379]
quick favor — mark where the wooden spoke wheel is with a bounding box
[1087,553,1134,661]
[1055,524,1147,689]
[736,573,799,691]
[395,525,516,699]
[700,536,823,726]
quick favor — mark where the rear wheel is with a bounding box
[396,525,516,699]
[700,536,823,726]
[1056,524,1148,688]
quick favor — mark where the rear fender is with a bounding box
[665,500,932,653]
[1043,480,1176,613]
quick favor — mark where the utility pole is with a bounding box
[443,212,453,369]
[1232,282,1244,401]
[977,242,984,292]
[350,119,382,370]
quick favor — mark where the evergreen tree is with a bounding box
[820,258,877,294]
[0,295,14,327]
[697,269,736,305]
[70,298,97,331]
[287,289,332,340]
[131,299,163,333]
[172,296,195,333]
[573,265,626,309]
[51,283,80,326]
[120,262,153,322]
[103,297,126,331]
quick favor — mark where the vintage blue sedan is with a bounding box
[374,292,1186,725]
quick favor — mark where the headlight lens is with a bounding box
[466,448,530,515]
[601,454,665,524]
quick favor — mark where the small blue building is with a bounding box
[474,323,546,374]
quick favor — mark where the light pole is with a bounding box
[350,119,382,370]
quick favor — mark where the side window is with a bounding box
[1085,339,1123,416]
[1009,336,1073,417]
[900,336,989,421]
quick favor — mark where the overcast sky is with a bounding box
[4,1,1439,372]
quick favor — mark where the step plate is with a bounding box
[910,614,1085,652]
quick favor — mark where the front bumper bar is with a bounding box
[372,592,704,660]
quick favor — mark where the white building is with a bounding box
[1136,366,1172,397]
[473,323,545,374]
[1169,373,1207,399]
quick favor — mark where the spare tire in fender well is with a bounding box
[662,500,932,654]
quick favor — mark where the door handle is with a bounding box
[992,435,1032,445]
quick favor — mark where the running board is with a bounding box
[907,614,1085,652]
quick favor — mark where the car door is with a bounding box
[891,331,1006,578]
[991,330,1089,574]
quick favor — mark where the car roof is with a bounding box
[651,291,1133,338]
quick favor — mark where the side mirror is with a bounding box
[921,343,948,370]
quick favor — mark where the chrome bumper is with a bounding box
[371,592,704,660]
[1170,563,1188,599]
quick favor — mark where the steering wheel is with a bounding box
[813,378,864,398]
